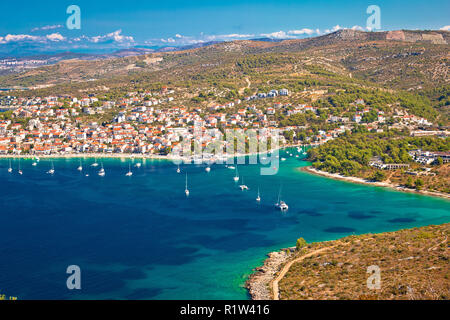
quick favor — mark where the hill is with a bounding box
[1,29,448,94]
[247,223,449,300]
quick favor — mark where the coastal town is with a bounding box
[0,87,448,159]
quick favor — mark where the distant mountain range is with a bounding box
[0,41,225,75]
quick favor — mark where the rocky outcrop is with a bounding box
[246,247,296,300]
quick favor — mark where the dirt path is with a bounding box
[427,236,448,252]
[271,245,336,300]
[238,77,251,95]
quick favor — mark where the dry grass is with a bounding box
[278,224,449,300]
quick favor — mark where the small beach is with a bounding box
[301,166,450,200]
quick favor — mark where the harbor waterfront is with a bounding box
[0,148,449,300]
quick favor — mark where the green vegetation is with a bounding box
[296,238,307,251]
[309,132,449,176]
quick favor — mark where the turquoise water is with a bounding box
[0,149,449,299]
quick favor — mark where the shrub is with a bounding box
[296,237,307,251]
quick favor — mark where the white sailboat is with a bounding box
[77,160,83,171]
[18,159,23,175]
[239,176,249,191]
[135,162,142,168]
[125,163,133,176]
[176,164,181,173]
[185,173,190,196]
[205,166,211,173]
[32,161,37,166]
[98,163,105,176]
[91,158,99,167]
[256,187,261,202]
[47,161,55,175]
[233,166,239,182]
[8,159,12,173]
[275,186,288,211]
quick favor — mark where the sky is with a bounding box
[0,0,449,56]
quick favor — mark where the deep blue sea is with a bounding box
[0,149,449,299]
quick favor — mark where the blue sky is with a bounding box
[0,0,449,55]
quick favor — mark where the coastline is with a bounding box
[301,166,450,200]
[0,144,306,161]
[246,224,450,300]
[245,247,295,300]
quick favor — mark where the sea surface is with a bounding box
[0,149,449,299]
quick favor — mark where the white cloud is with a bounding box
[156,33,255,46]
[440,25,450,31]
[324,25,342,34]
[0,34,41,43]
[46,33,65,42]
[90,30,134,43]
[259,31,295,39]
[31,24,63,32]
[288,28,316,35]
[351,25,365,31]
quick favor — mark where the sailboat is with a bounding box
[233,166,239,182]
[256,187,261,202]
[98,163,105,176]
[77,160,83,171]
[185,173,190,196]
[32,160,37,166]
[239,176,249,191]
[18,159,23,175]
[125,163,133,176]
[134,162,142,168]
[275,186,288,211]
[91,158,99,167]
[176,164,181,173]
[47,161,55,175]
[8,159,12,173]
[205,166,211,173]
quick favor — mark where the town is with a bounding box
[0,86,448,159]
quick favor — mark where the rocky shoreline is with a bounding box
[245,247,296,300]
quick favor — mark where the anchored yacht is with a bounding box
[185,173,190,196]
[98,163,105,176]
[125,164,133,176]
[18,159,23,175]
[239,177,249,191]
[233,166,239,182]
[275,187,289,211]
[47,162,55,175]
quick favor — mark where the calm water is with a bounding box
[0,149,449,299]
